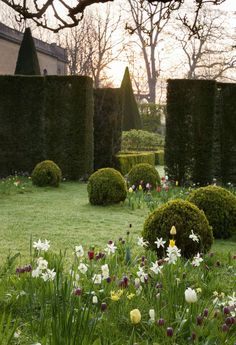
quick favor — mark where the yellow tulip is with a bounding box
[170,225,177,235]
[130,309,141,324]
[169,239,175,247]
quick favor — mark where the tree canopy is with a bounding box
[0,0,226,32]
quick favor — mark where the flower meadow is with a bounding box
[0,231,235,345]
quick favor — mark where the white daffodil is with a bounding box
[37,257,48,270]
[41,268,56,282]
[165,245,181,265]
[189,230,199,243]
[104,242,117,255]
[185,287,198,304]
[33,239,50,252]
[78,263,88,274]
[228,292,236,307]
[32,268,41,278]
[92,295,98,304]
[137,266,148,283]
[75,245,84,258]
[154,237,166,249]
[150,261,163,275]
[192,253,203,267]
[137,236,149,247]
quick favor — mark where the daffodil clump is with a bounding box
[0,230,235,345]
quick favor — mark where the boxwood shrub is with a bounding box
[87,168,127,205]
[187,185,236,239]
[142,199,213,258]
[31,160,62,187]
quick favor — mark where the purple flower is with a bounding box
[158,318,165,326]
[166,327,173,337]
[223,306,231,315]
[101,302,107,312]
[74,288,82,296]
[196,315,203,326]
[203,308,209,317]
[221,323,229,332]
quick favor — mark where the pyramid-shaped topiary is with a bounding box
[15,27,41,75]
[120,67,142,131]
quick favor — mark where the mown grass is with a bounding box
[1,179,235,262]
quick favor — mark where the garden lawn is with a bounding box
[0,181,235,262]
[0,182,147,261]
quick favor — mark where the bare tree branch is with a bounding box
[0,0,226,32]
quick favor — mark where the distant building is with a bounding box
[0,22,67,75]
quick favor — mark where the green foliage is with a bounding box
[44,76,94,180]
[0,75,94,180]
[138,103,165,134]
[154,150,164,165]
[15,27,41,75]
[87,168,127,205]
[94,88,122,170]
[187,185,236,239]
[121,129,164,152]
[115,152,155,176]
[142,199,213,258]
[165,79,216,185]
[218,83,236,184]
[31,160,62,187]
[0,76,45,176]
[127,163,160,189]
[120,68,142,131]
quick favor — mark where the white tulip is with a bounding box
[185,287,198,304]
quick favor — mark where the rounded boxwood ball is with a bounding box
[142,199,213,258]
[31,160,62,187]
[187,185,236,239]
[87,168,127,205]
[127,163,160,190]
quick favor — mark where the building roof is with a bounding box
[0,22,67,63]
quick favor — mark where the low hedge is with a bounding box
[154,150,164,165]
[114,151,155,176]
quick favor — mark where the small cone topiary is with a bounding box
[87,168,127,205]
[121,67,142,131]
[15,27,41,75]
[31,160,62,187]
[187,185,236,239]
[142,199,213,258]
[127,163,160,190]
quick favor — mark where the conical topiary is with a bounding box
[15,27,41,75]
[120,67,142,131]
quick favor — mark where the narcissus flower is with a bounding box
[130,309,141,324]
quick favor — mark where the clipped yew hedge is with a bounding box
[0,75,94,180]
[114,152,155,176]
[94,88,122,170]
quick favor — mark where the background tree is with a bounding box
[0,0,226,33]
[174,6,236,81]
[15,27,41,75]
[64,5,122,87]
[125,0,180,103]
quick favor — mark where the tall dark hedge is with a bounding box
[44,76,94,180]
[165,79,216,185]
[0,76,94,180]
[219,83,236,184]
[93,88,122,170]
[15,27,41,76]
[120,67,142,131]
[0,76,45,177]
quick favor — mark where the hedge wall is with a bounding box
[219,83,236,184]
[0,76,45,177]
[93,88,122,170]
[115,152,155,176]
[44,76,94,180]
[0,76,94,180]
[165,79,216,185]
